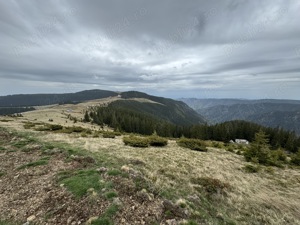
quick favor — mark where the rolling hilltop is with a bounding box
[0,90,206,126]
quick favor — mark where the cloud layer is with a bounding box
[1,0,300,99]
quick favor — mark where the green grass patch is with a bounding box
[0,171,6,177]
[12,138,35,149]
[91,218,113,225]
[0,220,19,225]
[177,138,207,152]
[107,169,122,176]
[58,169,102,198]
[18,157,50,170]
[104,191,118,200]
[90,204,119,225]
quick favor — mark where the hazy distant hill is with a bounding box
[0,89,118,107]
[181,98,300,134]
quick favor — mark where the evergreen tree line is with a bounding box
[0,107,35,115]
[85,106,300,153]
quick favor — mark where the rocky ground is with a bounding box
[0,129,188,225]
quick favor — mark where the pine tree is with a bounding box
[244,130,271,164]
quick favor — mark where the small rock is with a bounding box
[96,167,108,173]
[112,197,123,207]
[27,215,36,222]
[137,189,153,202]
[121,165,130,172]
[87,188,95,192]
[216,212,224,220]
[60,183,65,187]
[166,219,177,225]
[187,194,200,203]
[86,216,98,225]
[67,216,73,225]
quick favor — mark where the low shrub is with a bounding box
[243,164,260,173]
[70,126,85,133]
[123,135,149,148]
[212,141,223,148]
[291,151,300,166]
[226,146,235,152]
[177,138,207,152]
[103,132,116,139]
[148,135,168,147]
[50,124,63,131]
[191,177,231,194]
[35,125,51,131]
[23,122,36,129]
[271,149,287,162]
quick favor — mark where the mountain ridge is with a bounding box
[181,98,300,134]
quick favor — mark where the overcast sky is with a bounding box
[0,0,299,99]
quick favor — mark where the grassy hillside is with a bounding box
[121,91,206,125]
[1,118,300,225]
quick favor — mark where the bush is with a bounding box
[243,164,260,173]
[271,149,287,162]
[226,146,235,152]
[35,125,51,131]
[103,132,116,139]
[148,135,168,147]
[244,146,272,164]
[212,141,223,148]
[291,151,300,166]
[23,122,36,129]
[123,135,149,148]
[177,138,207,152]
[50,124,63,131]
[191,177,231,194]
[70,126,85,133]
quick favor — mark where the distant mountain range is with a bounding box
[0,90,118,107]
[1,90,299,134]
[181,98,300,134]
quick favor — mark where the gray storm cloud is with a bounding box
[0,0,299,99]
